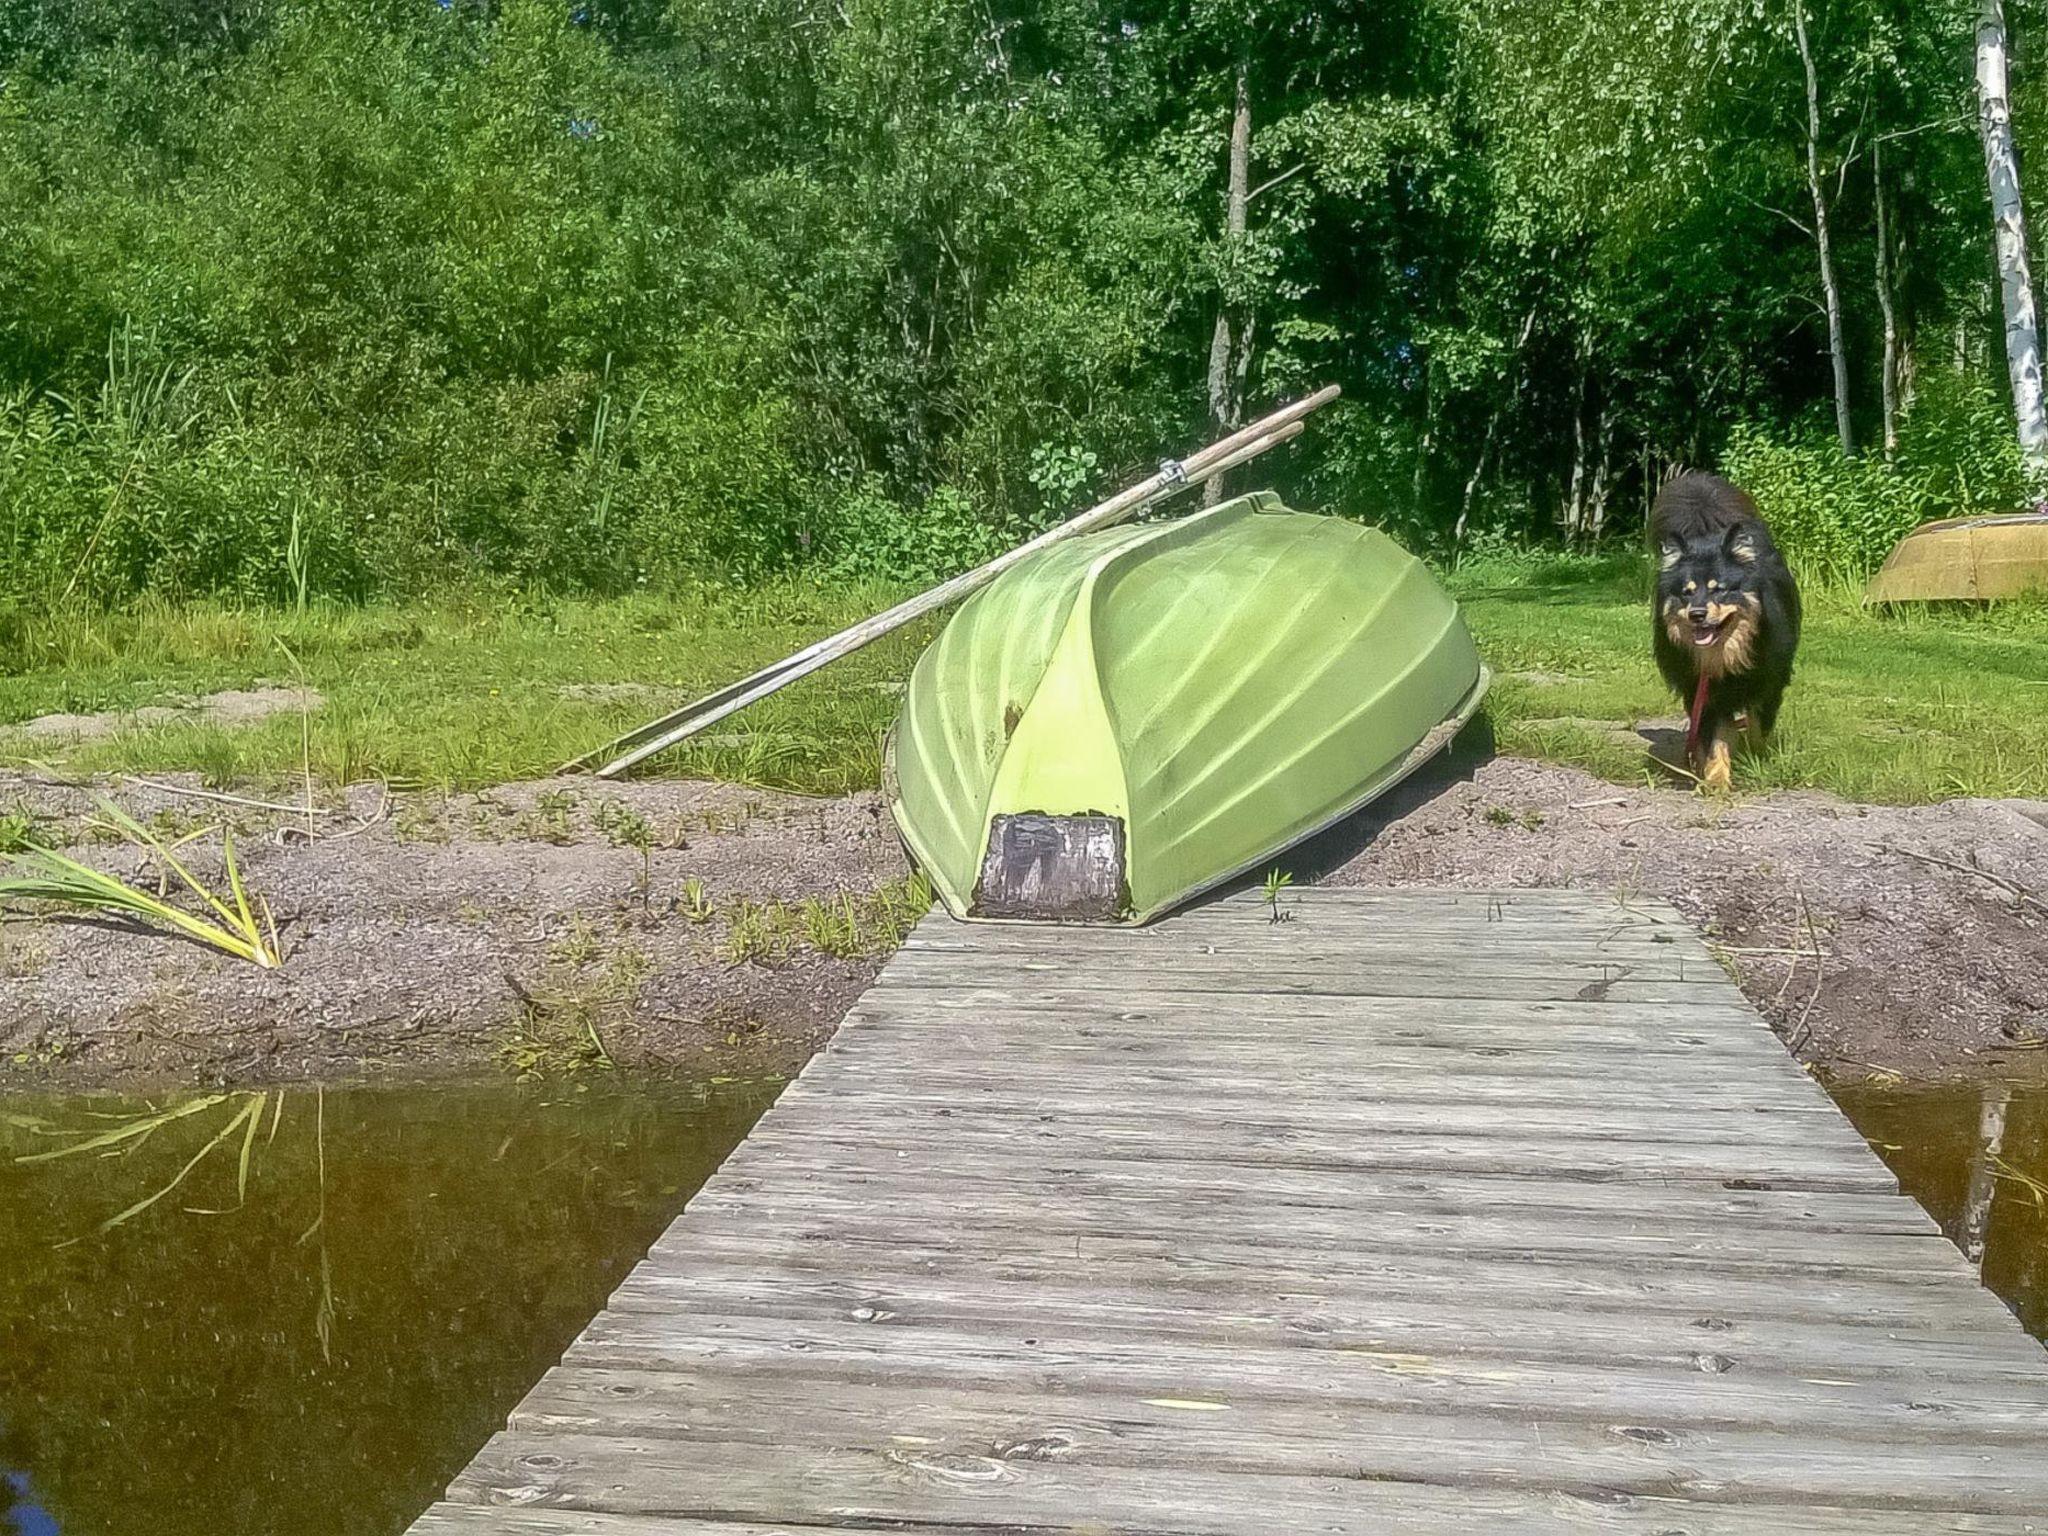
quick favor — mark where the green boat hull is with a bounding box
[884,492,1488,924]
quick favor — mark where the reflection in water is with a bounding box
[4,1453,62,1536]
[0,1076,776,1536]
[1958,1084,2012,1268]
[1834,1079,2048,1341]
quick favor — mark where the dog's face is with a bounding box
[1657,529,1762,675]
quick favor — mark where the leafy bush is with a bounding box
[1723,374,2035,587]
[1721,426,1919,586]
[1890,371,2033,522]
[814,480,1006,585]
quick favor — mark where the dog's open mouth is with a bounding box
[1690,617,1728,647]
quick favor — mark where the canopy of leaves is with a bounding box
[0,0,2030,599]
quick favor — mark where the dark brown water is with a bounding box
[1833,1079,2048,1340]
[2,1073,2042,1536]
[0,1076,777,1536]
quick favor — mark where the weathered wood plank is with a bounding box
[784,1092,1870,1143]
[598,1272,2041,1378]
[503,1368,2048,1506]
[823,1058,1844,1110]
[407,889,2048,1535]
[437,1437,2048,1532]
[648,1230,2015,1331]
[707,1159,1939,1232]
[734,1123,1898,1191]
[669,1191,1967,1274]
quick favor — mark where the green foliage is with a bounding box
[816,480,1007,584]
[0,0,2040,599]
[1721,426,1922,587]
[1725,373,2035,586]
[0,797,282,969]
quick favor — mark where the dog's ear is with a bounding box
[1727,529,1759,565]
[1658,540,1683,570]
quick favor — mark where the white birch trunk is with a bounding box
[1794,0,1856,456]
[1977,0,2048,465]
[1874,145,1902,459]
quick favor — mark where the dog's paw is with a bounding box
[1701,739,1734,792]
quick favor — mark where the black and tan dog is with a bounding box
[1650,472,1800,790]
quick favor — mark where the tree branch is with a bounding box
[1734,190,1813,237]
[1247,162,1307,203]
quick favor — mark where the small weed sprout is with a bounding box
[547,913,605,967]
[1262,867,1294,924]
[679,878,714,922]
[0,809,34,853]
[721,898,786,964]
[593,798,652,850]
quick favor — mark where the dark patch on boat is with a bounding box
[972,813,1131,922]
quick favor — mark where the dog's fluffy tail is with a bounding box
[1650,472,1763,548]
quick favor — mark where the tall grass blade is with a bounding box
[0,795,282,968]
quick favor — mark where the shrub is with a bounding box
[815,479,1007,585]
[1720,426,1919,587]
[1722,373,2034,587]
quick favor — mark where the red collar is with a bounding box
[1685,673,1711,758]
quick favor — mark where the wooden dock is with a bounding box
[410,887,2048,1535]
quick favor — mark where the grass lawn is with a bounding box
[2,555,2044,804]
[0,584,938,796]
[1450,554,2048,803]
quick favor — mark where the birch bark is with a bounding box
[1976,0,2048,465]
[1794,0,1856,456]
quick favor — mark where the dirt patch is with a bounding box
[0,773,908,1090]
[3,686,324,745]
[3,754,2044,1091]
[1286,749,2048,1082]
[554,682,676,705]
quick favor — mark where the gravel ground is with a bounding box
[2,751,2044,1090]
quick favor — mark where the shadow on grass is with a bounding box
[1452,553,1646,607]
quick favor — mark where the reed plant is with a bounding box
[0,797,281,968]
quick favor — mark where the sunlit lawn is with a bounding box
[1449,553,2048,803]
[3,554,2044,804]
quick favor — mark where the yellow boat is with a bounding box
[1865,511,2048,602]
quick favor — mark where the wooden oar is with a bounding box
[569,387,1338,779]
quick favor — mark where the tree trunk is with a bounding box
[1874,144,1902,459]
[1562,331,1598,542]
[1794,0,1856,456]
[1455,415,1497,547]
[1976,0,2048,466]
[1960,1082,2011,1269]
[1204,64,1254,506]
[1455,306,1536,545]
[1565,380,1588,539]
[1412,364,1437,511]
[1588,401,1614,540]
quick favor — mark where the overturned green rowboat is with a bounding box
[883,492,1489,924]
